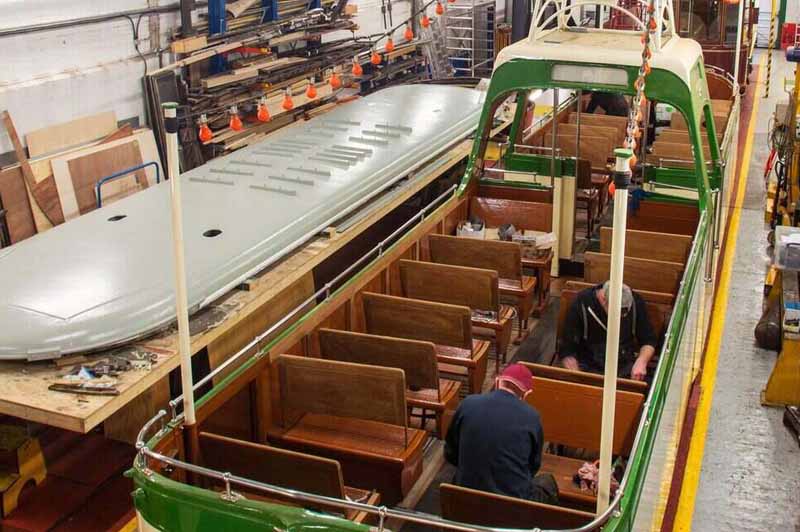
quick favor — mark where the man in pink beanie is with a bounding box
[444,364,558,503]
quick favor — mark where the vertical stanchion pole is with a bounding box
[164,102,196,426]
[765,0,777,98]
[732,0,745,92]
[597,148,633,513]
[551,88,561,277]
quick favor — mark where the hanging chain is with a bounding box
[624,2,658,165]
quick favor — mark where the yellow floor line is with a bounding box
[672,56,765,531]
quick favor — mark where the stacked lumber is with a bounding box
[0,111,160,244]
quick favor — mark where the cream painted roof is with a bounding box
[495,30,703,88]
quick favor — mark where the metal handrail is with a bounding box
[133,89,707,532]
[96,161,162,208]
[167,184,459,418]
[137,177,638,532]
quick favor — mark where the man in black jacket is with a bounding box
[444,364,558,503]
[560,281,657,381]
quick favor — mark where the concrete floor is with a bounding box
[691,51,800,531]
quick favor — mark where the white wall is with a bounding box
[0,1,181,153]
[0,0,503,154]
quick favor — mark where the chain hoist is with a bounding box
[623,2,658,167]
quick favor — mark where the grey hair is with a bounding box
[602,280,633,311]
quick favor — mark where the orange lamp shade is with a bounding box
[608,182,615,197]
[229,112,243,131]
[257,103,270,122]
[435,1,444,15]
[352,60,363,76]
[282,90,294,111]
[404,25,414,41]
[385,38,395,53]
[306,82,317,99]
[330,71,342,89]
[198,123,213,142]
[421,14,430,28]
[371,50,382,65]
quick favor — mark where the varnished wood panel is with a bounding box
[599,227,692,264]
[276,354,408,427]
[429,233,522,280]
[319,329,439,390]
[527,376,643,455]
[399,259,499,311]
[470,196,552,232]
[583,251,684,295]
[440,483,593,529]
[363,292,473,350]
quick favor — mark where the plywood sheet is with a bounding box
[67,141,145,216]
[0,165,36,243]
[49,130,159,221]
[25,111,117,158]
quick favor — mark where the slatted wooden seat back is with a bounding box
[564,280,674,305]
[469,196,553,232]
[428,234,522,280]
[560,281,672,340]
[599,227,692,264]
[199,431,346,500]
[626,200,699,236]
[439,483,594,529]
[527,376,644,455]
[657,128,711,146]
[567,113,627,139]
[276,354,408,428]
[555,123,621,143]
[520,362,648,394]
[583,251,683,295]
[398,259,498,312]
[362,292,473,350]
[545,133,613,172]
[318,329,439,392]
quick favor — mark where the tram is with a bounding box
[130,0,741,530]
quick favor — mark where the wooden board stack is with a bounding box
[0,111,160,245]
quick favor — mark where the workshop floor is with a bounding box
[689,50,800,532]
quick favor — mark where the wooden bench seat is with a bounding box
[398,259,514,369]
[428,234,541,332]
[362,292,490,393]
[525,376,645,505]
[445,202,555,319]
[440,482,594,529]
[560,281,673,341]
[198,431,379,522]
[599,227,692,264]
[318,328,461,438]
[627,200,700,236]
[268,355,426,505]
[567,113,627,142]
[583,251,683,295]
[539,454,596,511]
[521,361,648,394]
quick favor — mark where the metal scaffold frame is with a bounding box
[444,0,496,77]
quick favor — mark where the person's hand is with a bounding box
[631,356,648,381]
[561,356,579,371]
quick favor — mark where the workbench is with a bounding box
[0,121,508,440]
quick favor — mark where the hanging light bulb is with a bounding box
[198,113,213,142]
[330,69,342,89]
[282,89,294,111]
[385,36,395,53]
[257,97,270,122]
[435,1,444,15]
[352,56,363,76]
[421,13,431,28]
[371,48,382,65]
[404,24,414,41]
[229,106,243,131]
[306,80,317,99]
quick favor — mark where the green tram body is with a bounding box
[130,23,739,532]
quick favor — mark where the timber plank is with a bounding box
[0,166,36,243]
[25,111,117,159]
